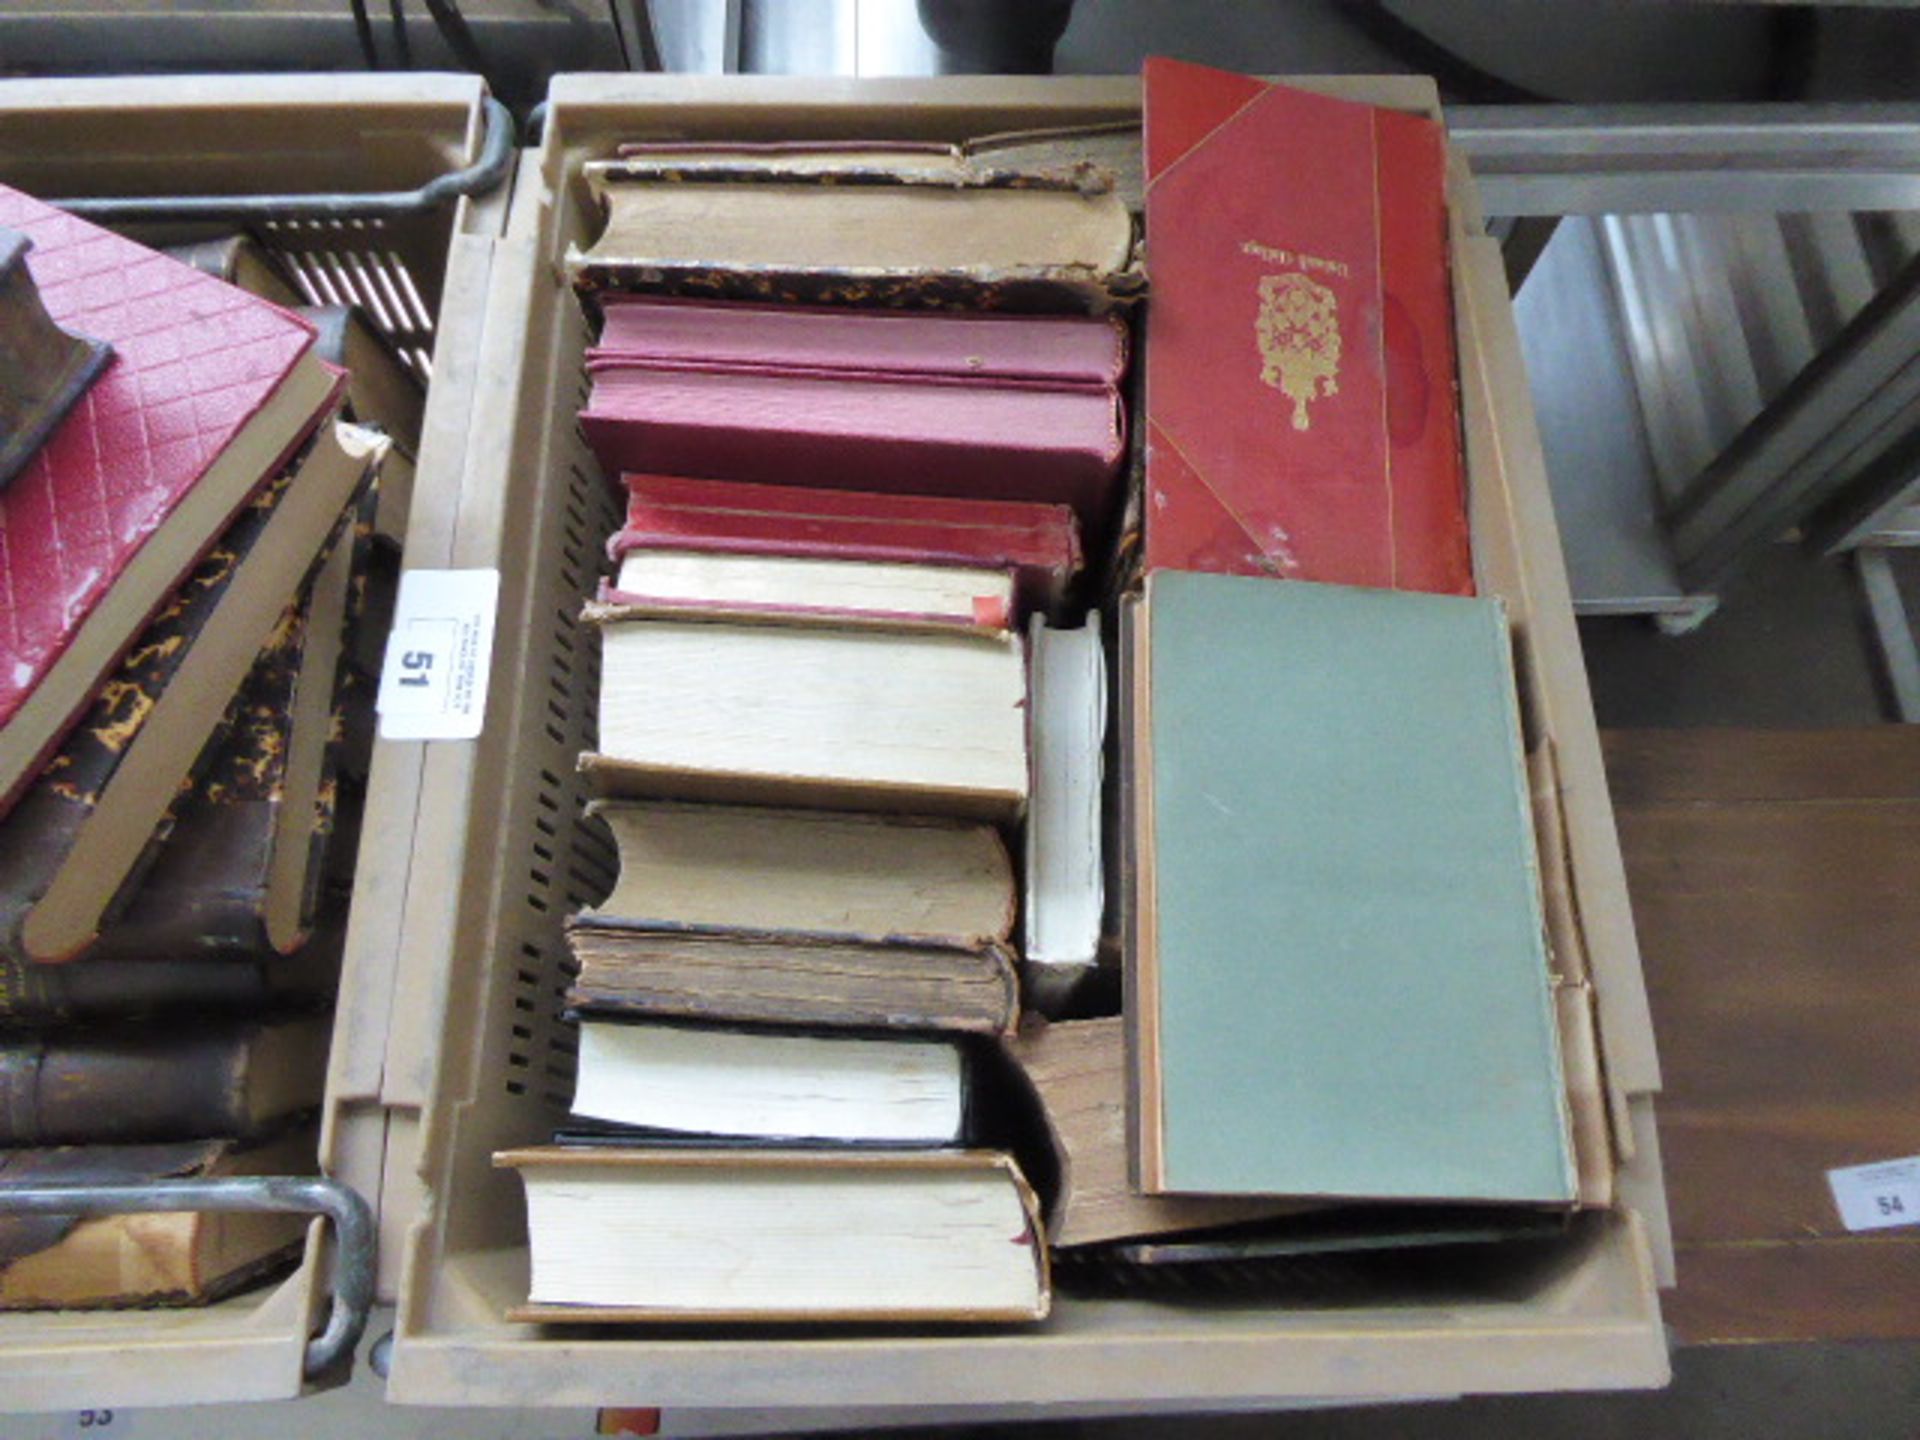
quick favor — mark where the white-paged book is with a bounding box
[1023,611,1107,1014]
[570,1019,967,1145]
[584,616,1028,822]
[499,1146,1049,1323]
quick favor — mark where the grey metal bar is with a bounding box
[1668,253,1920,591]
[1809,425,1920,554]
[1857,549,1920,722]
[1449,103,1920,216]
[0,1175,375,1378]
[50,97,514,224]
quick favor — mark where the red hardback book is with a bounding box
[580,301,1128,522]
[591,296,1128,385]
[0,184,338,811]
[1142,60,1472,593]
[609,473,1084,617]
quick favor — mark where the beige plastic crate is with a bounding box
[0,72,501,1413]
[381,73,1671,1410]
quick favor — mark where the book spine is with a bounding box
[85,489,365,961]
[0,1033,252,1146]
[592,302,1129,387]
[622,471,1085,532]
[574,260,1133,316]
[0,460,305,962]
[582,383,1122,520]
[587,590,1014,636]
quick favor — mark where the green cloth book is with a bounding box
[1128,571,1575,1204]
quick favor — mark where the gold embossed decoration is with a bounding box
[1255,272,1341,431]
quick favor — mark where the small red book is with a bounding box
[611,473,1084,617]
[1142,60,1472,593]
[580,300,1128,523]
[0,184,341,812]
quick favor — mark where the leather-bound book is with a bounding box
[0,1014,329,1146]
[0,935,340,1030]
[0,424,383,963]
[86,486,376,961]
[570,147,1135,312]
[1141,61,1471,593]
[0,184,341,813]
[567,921,1019,1038]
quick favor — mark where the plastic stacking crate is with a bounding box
[381,73,1672,1411]
[0,72,509,1412]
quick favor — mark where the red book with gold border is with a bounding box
[1141,60,1472,594]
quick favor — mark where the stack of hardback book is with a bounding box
[505,63,1606,1327]
[0,189,399,1309]
[518,453,1121,1328]
[504,293,1150,1324]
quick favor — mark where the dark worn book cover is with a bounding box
[0,929,341,1030]
[0,1013,329,1146]
[0,460,304,962]
[88,483,377,961]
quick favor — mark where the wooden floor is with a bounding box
[1604,727,1920,1343]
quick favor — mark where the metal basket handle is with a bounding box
[48,96,515,224]
[0,1174,375,1379]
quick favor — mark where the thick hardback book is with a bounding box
[571,1018,968,1145]
[498,1145,1049,1322]
[1141,61,1471,593]
[0,1127,317,1310]
[1130,571,1574,1203]
[0,933,340,1029]
[1023,613,1107,1015]
[598,552,1016,635]
[0,228,111,489]
[583,616,1027,822]
[0,1013,329,1146]
[570,157,1134,312]
[568,918,1019,1037]
[85,488,367,960]
[0,184,342,813]
[589,800,1015,944]
[0,423,383,962]
[580,302,1128,524]
[611,474,1083,619]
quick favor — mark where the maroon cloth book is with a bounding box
[591,295,1128,384]
[580,300,1128,523]
[610,473,1084,618]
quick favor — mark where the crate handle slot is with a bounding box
[49,97,515,224]
[0,1174,376,1379]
